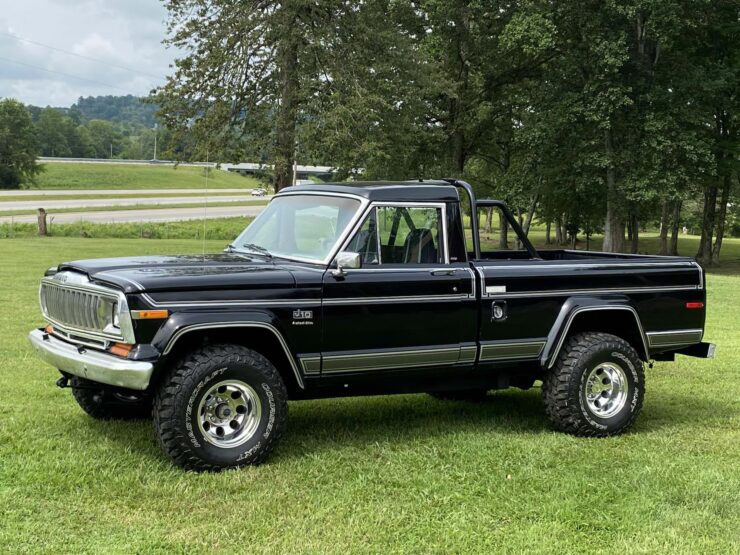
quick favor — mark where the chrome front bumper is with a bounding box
[28,329,154,390]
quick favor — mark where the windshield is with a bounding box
[231,194,362,263]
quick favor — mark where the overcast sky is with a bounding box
[0,0,178,107]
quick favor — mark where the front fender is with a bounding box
[151,309,281,355]
[147,309,305,389]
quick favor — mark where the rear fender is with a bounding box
[540,296,649,368]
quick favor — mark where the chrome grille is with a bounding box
[40,283,109,331]
[37,270,134,343]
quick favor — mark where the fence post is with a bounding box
[37,208,48,236]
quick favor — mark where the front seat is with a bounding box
[347,225,378,264]
[402,229,437,263]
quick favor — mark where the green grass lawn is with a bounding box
[28,162,261,190]
[0,217,254,240]
[0,236,738,553]
[0,199,268,218]
[0,191,260,203]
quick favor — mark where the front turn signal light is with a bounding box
[110,343,134,357]
[131,309,170,320]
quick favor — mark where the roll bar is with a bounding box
[442,178,540,260]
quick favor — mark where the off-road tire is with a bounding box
[153,344,288,472]
[71,376,152,419]
[542,332,645,437]
[428,389,489,402]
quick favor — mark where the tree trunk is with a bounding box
[545,221,551,245]
[485,207,493,233]
[658,200,669,255]
[669,200,681,256]
[630,212,639,254]
[522,194,539,237]
[555,216,563,245]
[499,217,509,250]
[273,38,299,193]
[515,209,523,250]
[711,174,732,265]
[696,185,718,266]
[602,128,624,252]
[449,8,470,174]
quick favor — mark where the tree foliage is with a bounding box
[152,0,738,263]
[5,1,736,262]
[0,99,41,189]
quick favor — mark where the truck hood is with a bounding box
[57,254,300,294]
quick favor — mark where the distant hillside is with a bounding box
[32,162,259,190]
[71,95,159,127]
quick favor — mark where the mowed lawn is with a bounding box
[29,162,259,190]
[0,237,738,554]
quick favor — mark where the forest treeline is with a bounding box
[1,1,738,264]
[153,0,739,264]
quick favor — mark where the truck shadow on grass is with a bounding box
[278,390,552,460]
[73,387,727,466]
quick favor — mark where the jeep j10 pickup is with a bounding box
[28,179,715,471]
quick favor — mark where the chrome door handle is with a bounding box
[430,269,455,276]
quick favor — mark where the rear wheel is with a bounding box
[153,344,288,472]
[542,332,645,437]
[71,376,152,420]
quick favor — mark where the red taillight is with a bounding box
[686,302,704,309]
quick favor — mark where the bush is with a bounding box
[0,166,21,189]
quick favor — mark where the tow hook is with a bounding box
[56,375,98,391]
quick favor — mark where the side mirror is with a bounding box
[332,251,361,277]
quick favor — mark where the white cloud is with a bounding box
[0,0,180,106]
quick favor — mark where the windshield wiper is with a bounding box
[240,243,273,259]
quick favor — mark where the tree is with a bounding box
[155,0,430,190]
[0,99,41,189]
[35,107,73,157]
[686,2,740,266]
[155,0,330,191]
[85,120,124,158]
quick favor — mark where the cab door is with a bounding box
[319,203,477,376]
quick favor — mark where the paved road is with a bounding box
[1,195,267,211]
[0,188,257,197]
[0,205,266,224]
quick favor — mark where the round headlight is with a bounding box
[96,299,116,328]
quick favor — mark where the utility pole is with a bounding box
[153,123,158,160]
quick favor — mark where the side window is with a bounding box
[377,206,445,264]
[345,209,379,265]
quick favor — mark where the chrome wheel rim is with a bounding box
[584,362,629,418]
[197,380,262,448]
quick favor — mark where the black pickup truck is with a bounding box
[29,179,714,471]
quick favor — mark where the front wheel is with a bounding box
[154,344,288,472]
[542,332,645,437]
